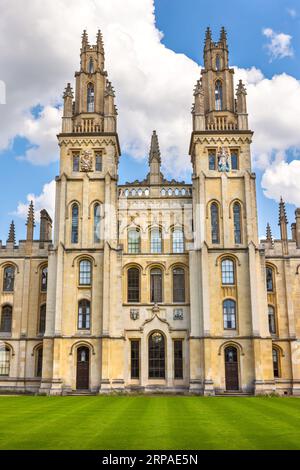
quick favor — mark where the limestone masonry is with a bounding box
[0,28,300,395]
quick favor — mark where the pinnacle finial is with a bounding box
[63,82,73,99]
[26,200,35,225]
[81,29,89,48]
[26,200,35,241]
[105,80,115,97]
[149,130,161,164]
[97,29,104,52]
[205,27,212,48]
[279,197,288,226]
[220,26,227,42]
[7,220,15,244]
[237,79,247,95]
[266,223,273,243]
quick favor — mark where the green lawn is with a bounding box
[0,396,300,450]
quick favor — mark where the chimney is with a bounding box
[39,209,52,243]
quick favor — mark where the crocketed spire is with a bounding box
[26,200,35,241]
[278,197,288,226]
[149,130,161,164]
[7,220,16,244]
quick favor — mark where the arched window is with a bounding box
[127,268,140,303]
[149,331,165,378]
[173,268,185,303]
[36,347,43,377]
[268,305,276,335]
[79,260,92,285]
[150,228,162,253]
[88,58,94,74]
[216,55,221,71]
[78,300,90,330]
[39,304,46,335]
[223,299,236,329]
[71,204,79,244]
[150,268,163,303]
[0,305,12,333]
[128,228,141,254]
[3,266,15,292]
[215,80,223,110]
[272,348,280,378]
[41,267,48,292]
[211,203,220,244]
[87,83,95,112]
[94,203,101,243]
[221,259,235,285]
[172,228,184,253]
[0,346,10,376]
[233,202,242,244]
[266,267,274,292]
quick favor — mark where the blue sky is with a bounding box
[0,0,299,242]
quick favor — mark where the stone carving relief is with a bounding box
[80,149,93,172]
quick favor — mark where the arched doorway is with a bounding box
[224,346,239,391]
[76,346,90,390]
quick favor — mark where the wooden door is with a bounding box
[76,347,89,390]
[225,346,239,391]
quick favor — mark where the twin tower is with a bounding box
[1,29,299,396]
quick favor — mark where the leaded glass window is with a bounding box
[131,340,140,379]
[0,305,12,333]
[266,267,274,292]
[231,152,238,170]
[79,260,92,285]
[78,300,90,330]
[0,347,10,376]
[73,154,80,172]
[71,204,79,244]
[150,268,162,303]
[172,228,184,253]
[87,83,94,112]
[94,204,101,243]
[128,229,140,254]
[150,228,162,253]
[211,203,219,244]
[127,268,140,303]
[268,305,276,335]
[215,80,223,110]
[39,304,46,335]
[233,202,242,244]
[36,347,43,377]
[41,267,48,292]
[221,259,235,285]
[149,332,165,378]
[95,153,102,171]
[3,266,15,292]
[223,299,236,329]
[173,268,185,303]
[174,340,183,379]
[209,151,216,170]
[273,348,280,378]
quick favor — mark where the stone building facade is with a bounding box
[0,28,300,395]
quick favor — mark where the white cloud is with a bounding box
[262,160,300,206]
[262,28,293,60]
[0,0,300,212]
[0,0,199,178]
[14,180,56,222]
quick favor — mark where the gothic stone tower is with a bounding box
[189,28,274,395]
[41,31,122,394]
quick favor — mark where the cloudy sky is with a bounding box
[0,0,300,241]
